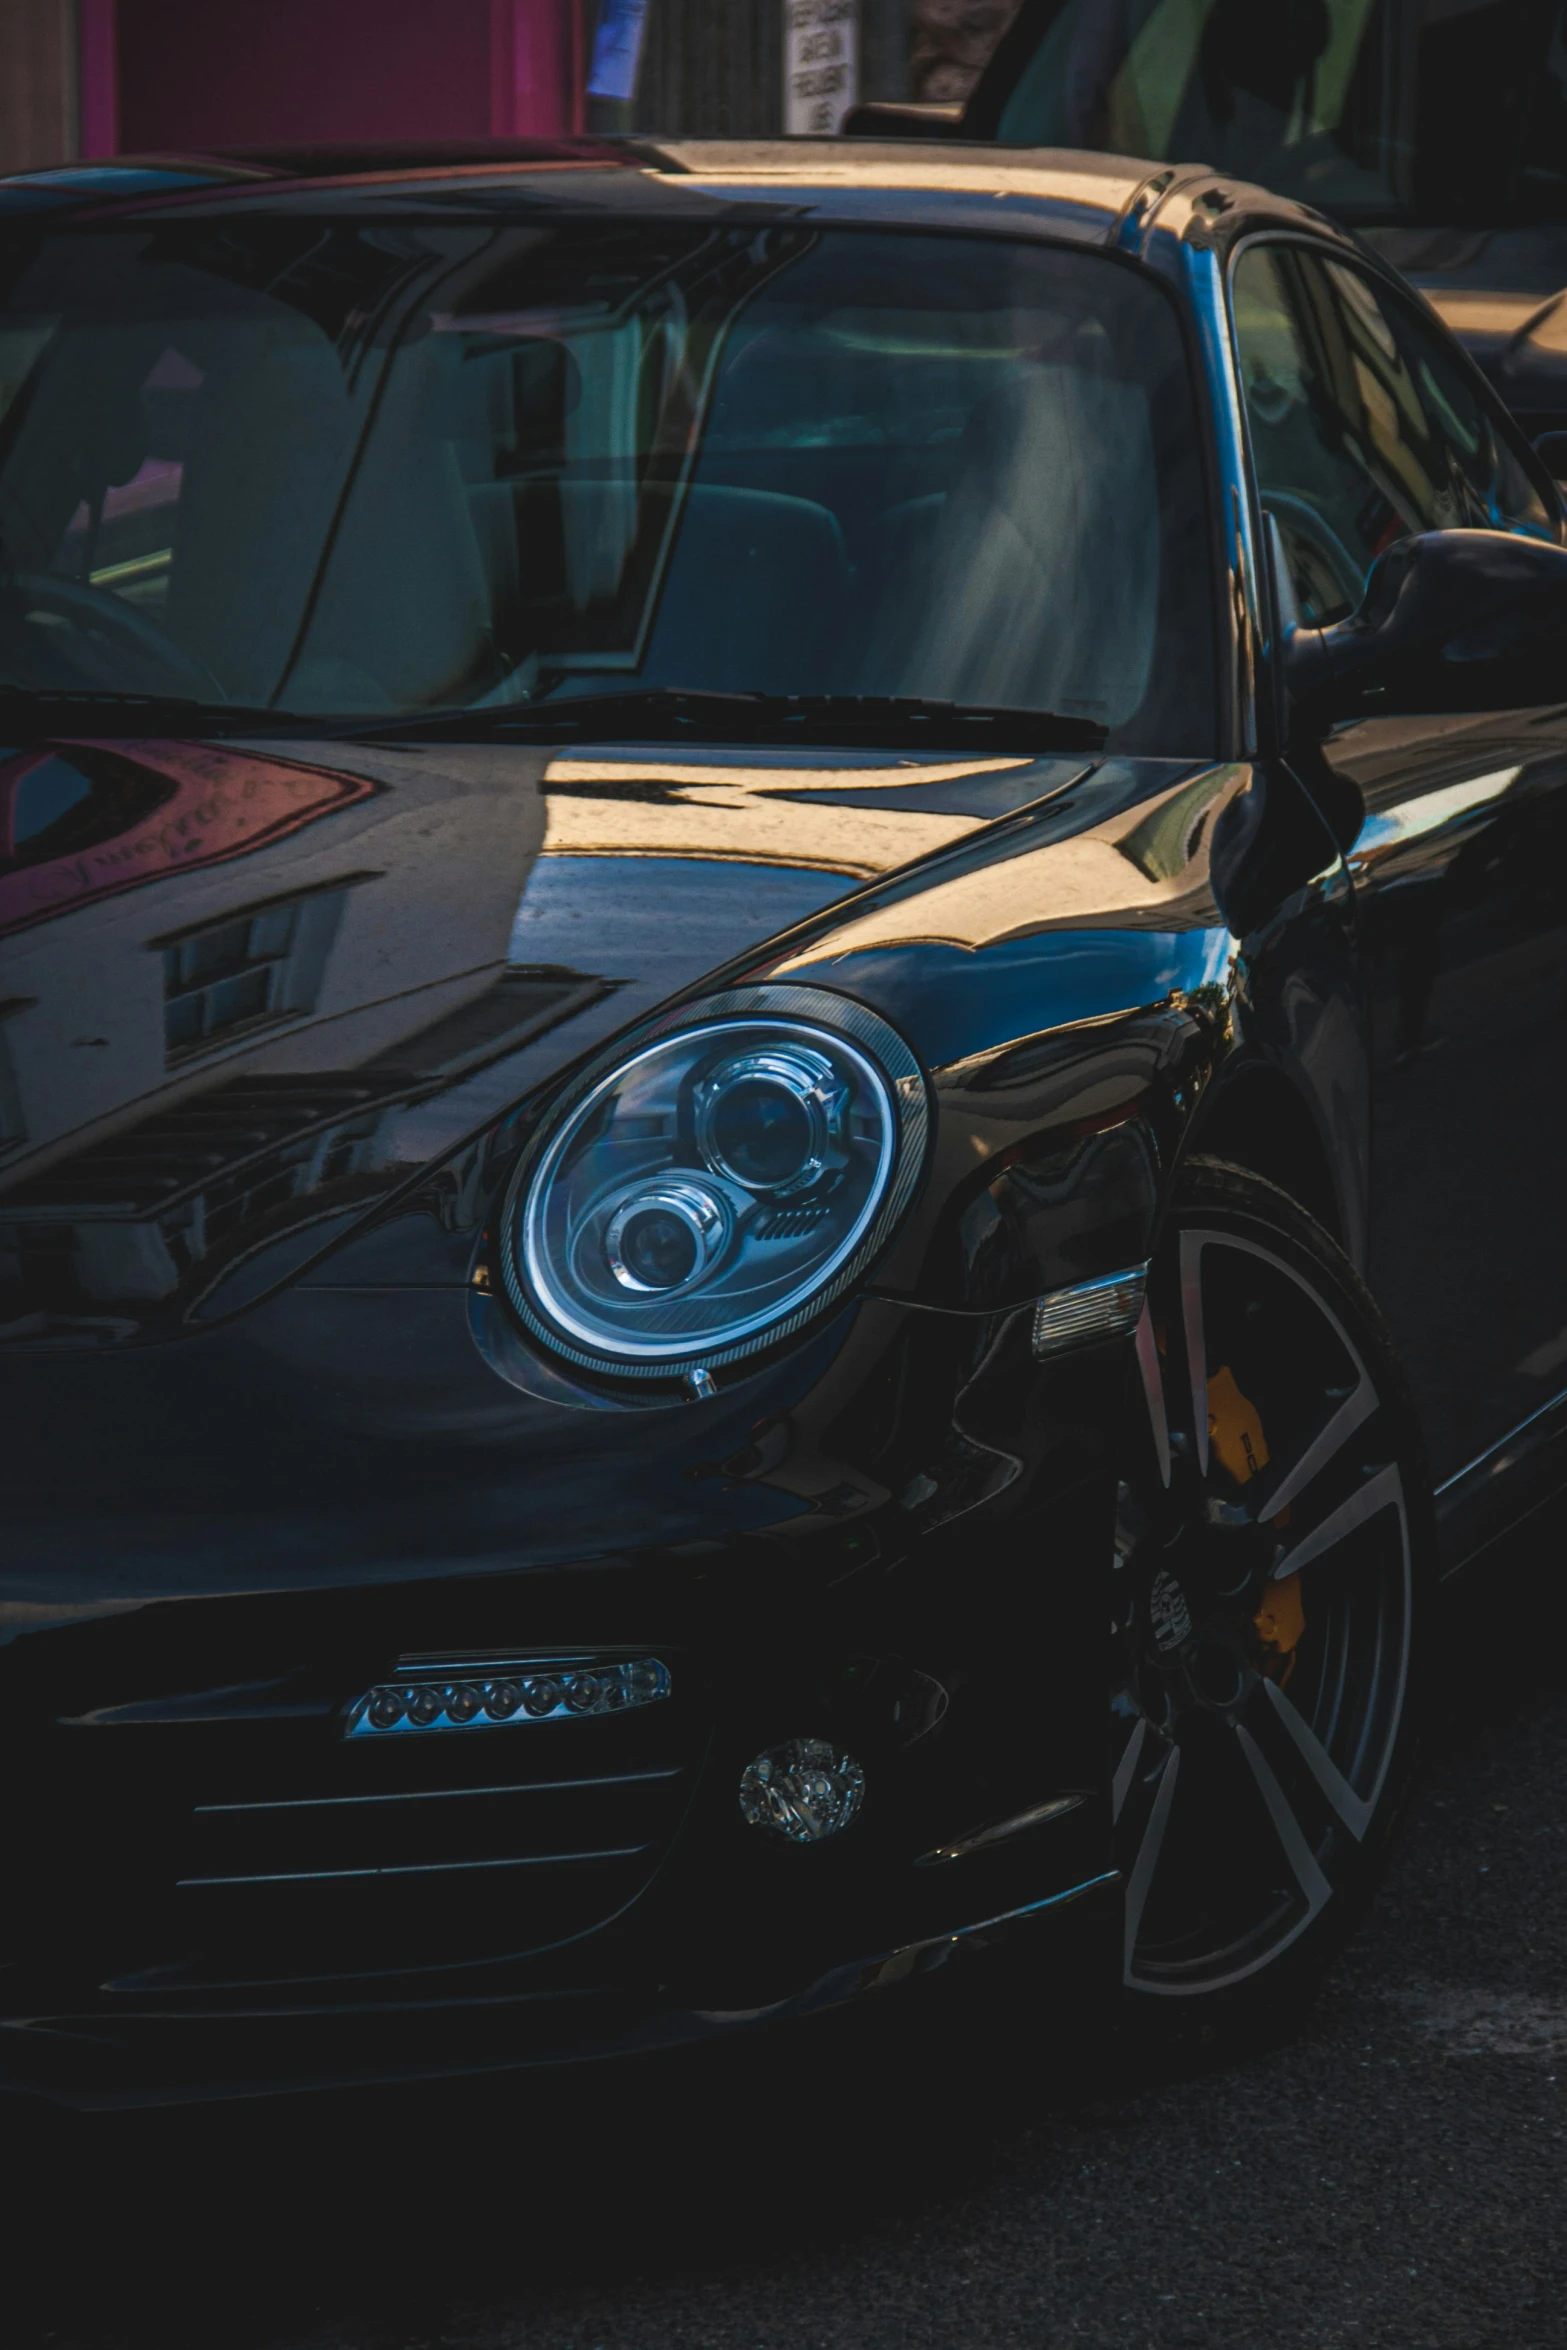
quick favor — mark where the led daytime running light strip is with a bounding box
[345,1657,671,1737]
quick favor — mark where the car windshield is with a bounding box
[0,215,1215,750]
[990,0,1567,229]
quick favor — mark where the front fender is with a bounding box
[764,757,1362,1312]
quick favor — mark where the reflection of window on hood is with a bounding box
[157,883,351,1062]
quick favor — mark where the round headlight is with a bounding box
[501,983,927,1379]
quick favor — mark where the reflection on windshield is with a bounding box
[0,217,1216,752]
[993,0,1567,228]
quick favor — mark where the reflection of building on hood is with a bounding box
[537,751,1026,875]
[0,737,583,1331]
[0,737,378,940]
[0,737,1097,1337]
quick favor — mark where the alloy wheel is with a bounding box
[1112,1171,1416,1998]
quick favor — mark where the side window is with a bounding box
[1233,244,1555,629]
[1355,266,1555,547]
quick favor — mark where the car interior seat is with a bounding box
[633,481,852,695]
[860,362,1161,726]
[165,330,376,708]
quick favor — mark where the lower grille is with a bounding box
[169,1728,695,1989]
[27,1653,702,2000]
[184,1766,679,1883]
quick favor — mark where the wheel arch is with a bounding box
[1182,1060,1348,1252]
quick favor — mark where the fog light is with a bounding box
[738,1737,865,1843]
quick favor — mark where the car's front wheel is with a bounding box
[1110,1157,1430,2031]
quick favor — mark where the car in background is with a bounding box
[853,0,1567,471]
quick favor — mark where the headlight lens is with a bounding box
[501,984,927,1378]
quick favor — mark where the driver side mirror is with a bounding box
[1282,528,1567,733]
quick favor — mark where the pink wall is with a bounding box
[104,0,578,155]
[492,0,583,134]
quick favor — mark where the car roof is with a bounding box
[0,136,1357,259]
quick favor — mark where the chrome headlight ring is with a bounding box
[498,983,929,1381]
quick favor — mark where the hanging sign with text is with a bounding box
[587,0,651,102]
[784,0,859,134]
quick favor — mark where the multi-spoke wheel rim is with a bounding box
[1113,1225,1412,1996]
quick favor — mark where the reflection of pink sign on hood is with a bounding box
[0,738,380,938]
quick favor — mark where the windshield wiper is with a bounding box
[0,683,1108,755]
[0,687,321,736]
[333,688,1109,755]
[0,684,1109,754]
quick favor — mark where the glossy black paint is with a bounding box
[0,142,1561,2107]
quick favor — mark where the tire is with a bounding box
[1110,1156,1432,2044]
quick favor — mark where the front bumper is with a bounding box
[0,1283,1126,2108]
[0,1870,1121,2113]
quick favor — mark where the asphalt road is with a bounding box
[14,1556,1567,2350]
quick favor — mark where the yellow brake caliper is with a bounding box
[1207,1363,1305,1683]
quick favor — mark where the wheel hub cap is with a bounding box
[1148,1566,1194,1653]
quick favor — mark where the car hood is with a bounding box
[0,730,1115,1343]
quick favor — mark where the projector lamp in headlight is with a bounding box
[694,1044,849,1194]
[605,1181,727,1293]
[500,984,927,1380]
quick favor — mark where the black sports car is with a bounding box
[2,136,1566,2110]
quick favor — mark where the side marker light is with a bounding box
[1031,1264,1148,1358]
